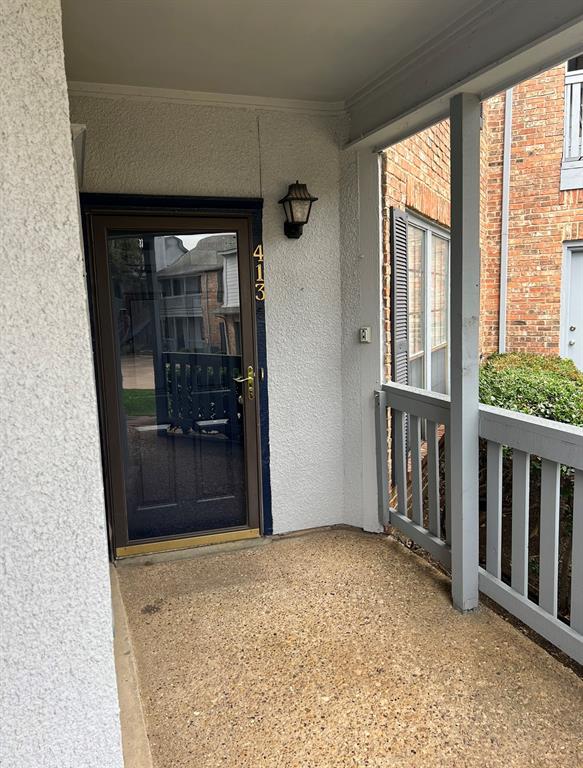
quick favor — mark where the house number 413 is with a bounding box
[254,244,265,301]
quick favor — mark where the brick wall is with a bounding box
[381,120,451,381]
[202,270,223,350]
[480,92,503,356]
[382,62,583,372]
[483,65,583,354]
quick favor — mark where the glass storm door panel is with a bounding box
[90,217,260,549]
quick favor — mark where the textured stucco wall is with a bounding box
[339,150,364,525]
[69,94,350,533]
[0,3,123,767]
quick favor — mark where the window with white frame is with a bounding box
[407,216,450,394]
[561,55,583,191]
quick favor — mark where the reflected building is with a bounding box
[156,234,241,356]
[107,229,247,540]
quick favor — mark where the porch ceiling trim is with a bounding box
[347,9,583,151]
[67,81,347,117]
[346,0,511,111]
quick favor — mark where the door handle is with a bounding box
[233,366,255,400]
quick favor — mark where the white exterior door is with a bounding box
[566,248,583,370]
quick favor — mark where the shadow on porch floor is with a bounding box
[116,529,582,767]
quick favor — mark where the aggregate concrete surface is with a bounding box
[118,529,583,767]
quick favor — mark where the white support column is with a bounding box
[449,93,481,612]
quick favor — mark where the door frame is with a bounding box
[80,194,272,558]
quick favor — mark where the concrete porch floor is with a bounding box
[116,529,583,767]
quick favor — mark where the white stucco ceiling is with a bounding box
[61,0,486,103]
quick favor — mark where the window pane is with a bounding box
[219,322,228,353]
[567,55,583,72]
[431,234,449,349]
[407,225,425,359]
[184,276,200,294]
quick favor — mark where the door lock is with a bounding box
[233,366,255,400]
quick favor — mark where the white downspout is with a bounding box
[498,88,513,353]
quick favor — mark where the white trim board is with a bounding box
[353,149,384,533]
[348,12,583,150]
[70,123,86,189]
[347,0,509,110]
[67,81,347,117]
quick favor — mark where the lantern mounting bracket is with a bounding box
[283,221,304,239]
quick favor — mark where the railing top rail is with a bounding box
[163,351,242,363]
[479,403,583,470]
[380,384,583,467]
[381,381,450,425]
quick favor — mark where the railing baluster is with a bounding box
[511,449,530,596]
[380,385,583,663]
[410,415,423,525]
[579,81,583,158]
[569,82,581,159]
[572,469,583,634]
[427,421,440,537]
[374,391,389,526]
[179,360,188,422]
[486,441,503,579]
[563,84,570,158]
[539,459,560,617]
[444,428,451,545]
[171,360,179,421]
[393,409,407,517]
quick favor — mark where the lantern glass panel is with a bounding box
[290,199,311,224]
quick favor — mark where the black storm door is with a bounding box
[85,211,261,555]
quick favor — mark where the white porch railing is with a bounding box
[562,71,583,189]
[376,382,583,665]
[564,71,583,162]
[376,383,452,569]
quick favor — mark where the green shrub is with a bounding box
[479,353,583,427]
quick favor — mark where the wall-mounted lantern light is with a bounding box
[278,181,318,239]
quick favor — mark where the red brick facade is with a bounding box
[382,63,583,377]
[382,120,451,380]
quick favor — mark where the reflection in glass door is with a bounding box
[88,217,261,553]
